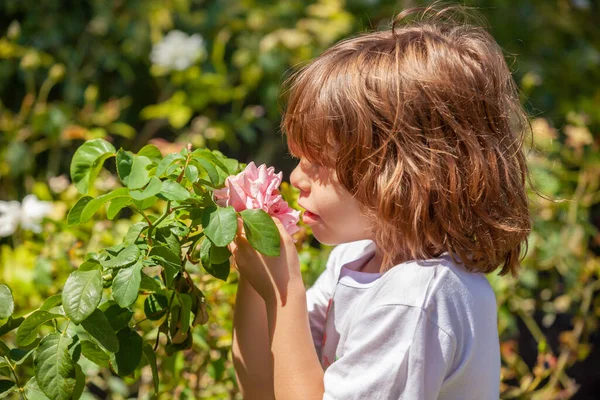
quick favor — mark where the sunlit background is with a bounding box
[0,0,599,399]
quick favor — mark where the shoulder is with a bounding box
[367,254,497,332]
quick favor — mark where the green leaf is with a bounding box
[140,273,163,293]
[137,144,163,161]
[11,348,34,366]
[116,149,133,185]
[143,343,159,397]
[23,378,50,400]
[202,206,237,247]
[98,302,133,331]
[0,317,24,336]
[72,364,85,400]
[107,196,132,219]
[0,341,9,357]
[79,187,130,223]
[155,226,181,256]
[185,164,199,183]
[70,139,116,194]
[240,209,280,257]
[124,222,147,244]
[0,284,14,319]
[0,380,15,397]
[23,377,51,400]
[155,153,185,178]
[40,294,63,311]
[160,181,190,201]
[111,328,143,377]
[179,293,192,334]
[126,155,153,189]
[81,309,119,353]
[192,149,230,173]
[199,239,231,281]
[144,294,168,321]
[192,157,219,185]
[112,261,143,307]
[34,333,76,400]
[16,311,63,347]
[202,260,230,282]
[132,196,158,210]
[149,246,181,288]
[130,176,163,200]
[101,244,140,269]
[67,196,93,227]
[62,269,103,324]
[81,340,109,368]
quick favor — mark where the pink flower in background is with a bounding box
[214,162,300,236]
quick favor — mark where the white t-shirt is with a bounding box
[306,240,500,400]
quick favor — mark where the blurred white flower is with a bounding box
[0,194,53,237]
[48,174,70,193]
[150,30,205,71]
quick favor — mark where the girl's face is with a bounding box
[289,157,373,245]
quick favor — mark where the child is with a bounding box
[229,3,531,400]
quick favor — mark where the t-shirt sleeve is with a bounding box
[306,245,345,359]
[322,304,456,400]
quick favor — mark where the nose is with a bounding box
[290,161,310,193]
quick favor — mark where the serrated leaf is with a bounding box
[137,144,163,161]
[81,340,109,368]
[98,302,133,331]
[16,311,63,347]
[132,195,159,210]
[124,222,147,244]
[126,155,153,189]
[79,187,130,223]
[116,149,134,185]
[130,176,163,200]
[111,328,143,377]
[155,226,181,256]
[199,239,232,281]
[143,343,159,396]
[192,157,219,185]
[0,317,24,336]
[202,206,237,247]
[112,261,143,308]
[81,309,119,353]
[24,377,51,400]
[62,269,103,324]
[107,196,132,219]
[144,294,168,321]
[185,164,199,183]
[70,139,116,194]
[160,181,190,201]
[155,153,185,178]
[149,246,181,288]
[34,333,76,400]
[40,294,63,311]
[202,260,231,282]
[101,244,140,269]
[240,209,280,257]
[0,284,14,319]
[67,196,93,227]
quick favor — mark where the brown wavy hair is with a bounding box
[280,3,532,276]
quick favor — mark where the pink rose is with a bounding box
[214,162,300,236]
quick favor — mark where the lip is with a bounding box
[299,205,320,224]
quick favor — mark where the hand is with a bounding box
[228,217,303,305]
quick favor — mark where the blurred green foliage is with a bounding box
[0,0,599,399]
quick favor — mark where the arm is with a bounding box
[232,275,275,399]
[265,278,325,400]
